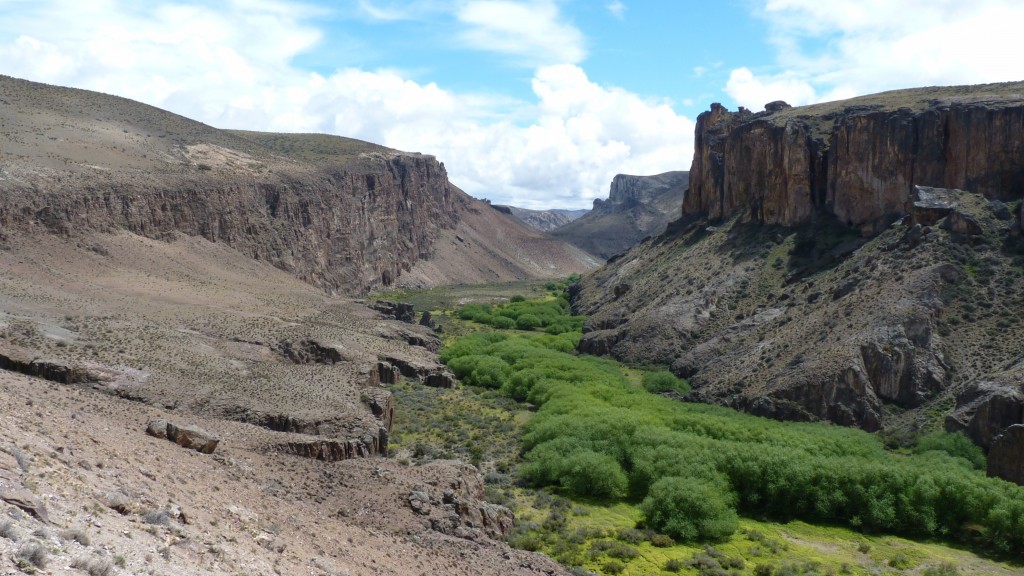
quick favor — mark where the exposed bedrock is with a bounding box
[686,94,1024,233]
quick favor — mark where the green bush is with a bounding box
[516,314,543,331]
[641,477,738,542]
[642,370,691,395]
[914,431,986,470]
[559,451,628,499]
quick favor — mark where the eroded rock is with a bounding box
[988,425,1024,485]
[147,420,220,454]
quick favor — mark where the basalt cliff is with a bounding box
[575,82,1024,451]
[551,171,688,259]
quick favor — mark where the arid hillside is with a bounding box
[0,230,567,575]
[574,82,1024,451]
[0,75,596,294]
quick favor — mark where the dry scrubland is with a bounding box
[0,232,566,575]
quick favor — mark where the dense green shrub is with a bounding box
[914,431,986,470]
[439,296,1024,554]
[515,314,543,330]
[641,477,739,541]
[642,370,691,395]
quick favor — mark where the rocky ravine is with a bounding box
[0,75,595,295]
[552,171,688,259]
[575,82,1024,459]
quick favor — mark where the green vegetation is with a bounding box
[436,293,1024,557]
[386,283,1023,574]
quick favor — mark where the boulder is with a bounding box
[147,420,220,454]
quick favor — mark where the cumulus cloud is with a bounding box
[455,0,586,66]
[728,0,1024,110]
[0,0,692,209]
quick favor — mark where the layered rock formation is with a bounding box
[0,75,594,294]
[552,171,688,259]
[686,83,1024,234]
[575,82,1024,440]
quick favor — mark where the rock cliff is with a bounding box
[686,83,1024,234]
[552,171,688,259]
[575,82,1024,443]
[0,75,594,294]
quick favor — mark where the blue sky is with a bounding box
[1,1,1023,209]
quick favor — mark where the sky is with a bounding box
[1,1,1023,209]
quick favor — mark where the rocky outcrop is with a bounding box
[0,342,97,385]
[551,171,688,259]
[0,450,49,523]
[987,425,1024,485]
[382,354,457,388]
[146,419,220,454]
[946,363,1024,450]
[408,462,514,540]
[686,83,1024,233]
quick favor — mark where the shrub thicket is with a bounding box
[440,309,1024,553]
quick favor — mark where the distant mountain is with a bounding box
[491,205,589,232]
[550,171,688,260]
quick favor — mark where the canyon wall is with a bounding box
[0,152,457,294]
[686,87,1024,233]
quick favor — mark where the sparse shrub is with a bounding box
[16,540,48,569]
[603,560,626,574]
[61,528,90,545]
[753,564,774,576]
[650,533,675,547]
[510,295,526,302]
[923,562,960,576]
[142,509,174,526]
[103,491,134,515]
[0,519,19,541]
[857,542,871,554]
[665,558,685,572]
[889,552,913,569]
[71,556,114,576]
[604,541,639,560]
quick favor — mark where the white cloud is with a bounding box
[724,68,816,110]
[729,0,1024,110]
[456,0,586,66]
[606,1,626,19]
[0,0,692,209]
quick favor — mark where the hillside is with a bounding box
[552,171,688,259]
[0,75,596,294]
[574,82,1024,456]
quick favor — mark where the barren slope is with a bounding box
[0,230,567,575]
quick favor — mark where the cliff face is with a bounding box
[686,84,1024,233]
[0,75,595,294]
[1,152,456,294]
[575,82,1024,446]
[551,171,688,259]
